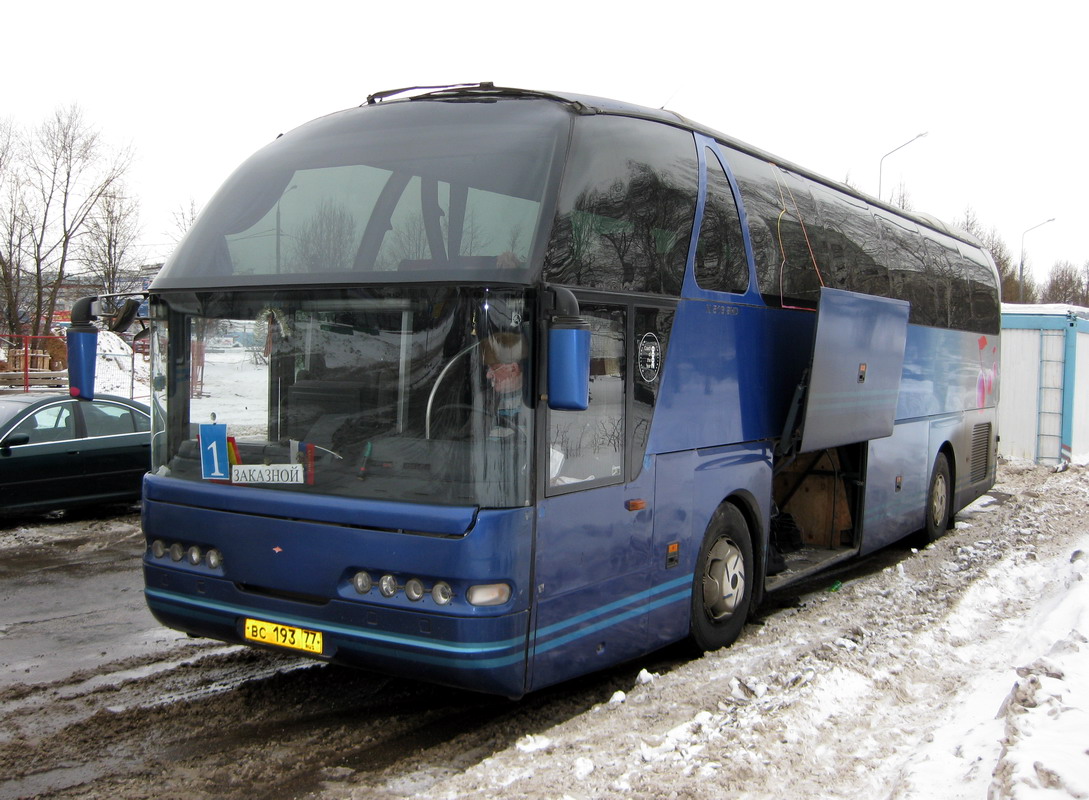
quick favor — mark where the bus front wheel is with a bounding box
[690,504,753,652]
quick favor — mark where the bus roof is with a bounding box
[368,83,980,250]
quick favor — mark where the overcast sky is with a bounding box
[6,0,1084,288]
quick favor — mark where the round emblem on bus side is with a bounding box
[638,332,662,383]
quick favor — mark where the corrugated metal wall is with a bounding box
[999,309,1089,464]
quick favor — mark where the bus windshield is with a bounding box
[153,100,569,289]
[150,286,533,508]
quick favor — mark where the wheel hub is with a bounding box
[702,536,746,621]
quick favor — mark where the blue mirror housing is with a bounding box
[548,316,590,411]
[67,296,98,399]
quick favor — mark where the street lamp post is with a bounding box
[1019,217,1056,303]
[878,132,928,202]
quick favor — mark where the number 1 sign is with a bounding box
[199,423,230,480]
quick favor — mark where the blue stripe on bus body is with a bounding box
[532,588,692,655]
[145,588,525,655]
[147,574,695,669]
[534,574,692,639]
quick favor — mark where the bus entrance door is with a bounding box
[529,473,655,691]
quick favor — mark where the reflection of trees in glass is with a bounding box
[377,212,428,270]
[453,210,492,259]
[545,160,693,294]
[376,210,495,269]
[292,199,356,272]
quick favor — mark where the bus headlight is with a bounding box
[405,578,425,602]
[169,543,185,562]
[352,571,372,594]
[467,583,511,606]
[379,574,398,597]
[186,545,203,566]
[206,549,223,569]
[151,540,166,558]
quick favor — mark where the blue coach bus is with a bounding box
[137,84,999,697]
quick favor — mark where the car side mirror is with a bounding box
[1,432,30,453]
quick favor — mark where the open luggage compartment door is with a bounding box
[798,288,909,453]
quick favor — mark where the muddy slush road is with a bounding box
[0,507,692,800]
[1,462,1083,799]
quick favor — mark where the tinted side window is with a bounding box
[694,150,748,294]
[915,238,956,328]
[83,402,140,437]
[548,306,626,490]
[543,117,698,295]
[724,149,823,305]
[809,183,882,295]
[14,403,75,444]
[957,245,1001,334]
[876,213,924,320]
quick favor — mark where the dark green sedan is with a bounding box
[0,393,150,516]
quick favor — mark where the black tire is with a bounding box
[924,452,952,543]
[690,503,754,652]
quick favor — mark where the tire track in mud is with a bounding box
[0,509,661,800]
[6,466,1075,800]
[0,629,652,800]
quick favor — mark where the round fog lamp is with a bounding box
[151,539,166,559]
[431,581,453,606]
[379,574,398,597]
[187,545,203,566]
[352,571,372,594]
[169,542,185,562]
[206,549,223,569]
[405,578,425,601]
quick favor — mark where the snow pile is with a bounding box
[988,549,1089,798]
[345,463,1089,800]
[91,329,151,401]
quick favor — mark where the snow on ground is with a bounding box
[35,333,1089,799]
[91,330,151,402]
[336,463,1089,800]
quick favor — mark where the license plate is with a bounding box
[243,618,323,654]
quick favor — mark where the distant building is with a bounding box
[999,304,1089,464]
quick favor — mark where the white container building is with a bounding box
[999,304,1089,464]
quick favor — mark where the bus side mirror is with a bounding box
[548,316,590,411]
[67,296,98,400]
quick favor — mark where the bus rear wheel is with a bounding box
[690,504,753,652]
[924,452,952,543]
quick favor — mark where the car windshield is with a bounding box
[150,286,534,508]
[153,99,569,290]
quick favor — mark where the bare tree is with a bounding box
[957,207,1032,303]
[168,198,200,246]
[17,105,130,336]
[1041,260,1086,306]
[79,187,143,312]
[891,180,913,211]
[0,117,28,336]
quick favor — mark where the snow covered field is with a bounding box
[343,462,1089,800]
